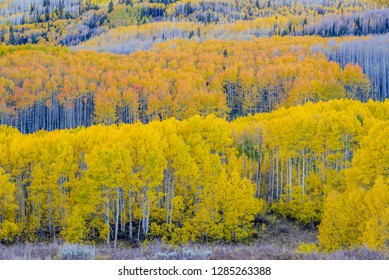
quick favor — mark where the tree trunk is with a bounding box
[105,190,110,247]
[114,188,120,248]
[255,130,262,198]
[128,190,133,239]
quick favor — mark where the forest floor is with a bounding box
[0,216,387,260]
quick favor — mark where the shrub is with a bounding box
[58,243,96,260]
[298,242,318,254]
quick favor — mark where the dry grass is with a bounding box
[0,216,387,260]
[1,241,387,260]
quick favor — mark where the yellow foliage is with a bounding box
[62,209,87,244]
[0,100,389,245]
[0,220,19,243]
[319,121,389,251]
[298,242,318,254]
[362,177,389,250]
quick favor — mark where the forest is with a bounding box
[1,99,389,252]
[0,37,373,132]
[0,0,388,259]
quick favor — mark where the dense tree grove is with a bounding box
[75,8,389,53]
[1,0,388,47]
[0,3,108,46]
[322,34,389,101]
[0,114,261,245]
[2,0,384,26]
[0,0,84,25]
[319,120,389,251]
[1,99,389,251]
[164,0,385,23]
[0,38,370,133]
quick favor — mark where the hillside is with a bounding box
[1,0,388,46]
[0,0,388,258]
[1,100,389,253]
[0,37,374,133]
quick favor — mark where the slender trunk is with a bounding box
[114,188,120,248]
[271,149,275,202]
[137,219,141,241]
[38,201,41,229]
[270,149,274,202]
[280,157,284,199]
[141,186,146,234]
[165,170,170,225]
[256,131,262,198]
[276,147,279,201]
[170,176,175,224]
[145,203,150,236]
[289,158,292,200]
[267,150,271,202]
[241,142,245,179]
[298,157,301,187]
[128,191,133,239]
[105,190,110,247]
[121,191,125,233]
[48,188,54,240]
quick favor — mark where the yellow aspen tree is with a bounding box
[0,168,19,243]
[362,176,389,250]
